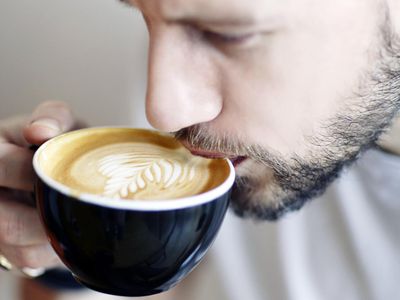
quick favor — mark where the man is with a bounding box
[1,0,400,299]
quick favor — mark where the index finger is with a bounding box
[0,115,31,147]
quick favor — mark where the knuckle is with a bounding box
[0,213,24,245]
[14,248,42,268]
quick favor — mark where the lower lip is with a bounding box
[230,156,247,167]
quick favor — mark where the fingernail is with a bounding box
[31,118,60,132]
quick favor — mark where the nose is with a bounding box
[145,26,222,132]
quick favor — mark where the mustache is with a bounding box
[174,125,248,156]
[173,125,277,166]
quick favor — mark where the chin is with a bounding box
[229,158,342,221]
[230,183,313,221]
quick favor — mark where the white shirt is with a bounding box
[182,148,400,300]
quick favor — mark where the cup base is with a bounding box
[72,275,165,297]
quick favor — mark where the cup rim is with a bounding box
[33,127,235,211]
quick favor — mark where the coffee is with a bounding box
[38,128,229,200]
[33,127,235,296]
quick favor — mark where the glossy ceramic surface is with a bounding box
[36,178,230,296]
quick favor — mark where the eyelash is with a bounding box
[202,30,254,45]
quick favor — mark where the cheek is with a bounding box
[212,45,338,155]
[211,4,381,156]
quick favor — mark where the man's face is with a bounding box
[125,0,400,220]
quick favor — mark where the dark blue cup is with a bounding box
[33,128,235,296]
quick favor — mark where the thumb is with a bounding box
[23,101,78,145]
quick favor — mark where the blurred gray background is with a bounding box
[0,0,149,127]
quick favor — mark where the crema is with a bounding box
[39,128,229,200]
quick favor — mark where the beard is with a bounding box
[175,21,400,221]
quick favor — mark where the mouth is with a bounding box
[179,141,247,167]
[229,156,247,167]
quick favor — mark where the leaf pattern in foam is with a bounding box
[98,152,196,199]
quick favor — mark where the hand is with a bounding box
[0,101,85,270]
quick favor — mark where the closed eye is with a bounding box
[202,30,256,45]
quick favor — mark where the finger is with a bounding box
[0,243,62,269]
[23,101,79,145]
[0,195,48,246]
[0,144,35,191]
[0,115,31,147]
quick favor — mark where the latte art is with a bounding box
[39,128,230,201]
[96,144,201,199]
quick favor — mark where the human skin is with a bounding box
[0,102,79,269]
[1,0,400,269]
[124,0,400,219]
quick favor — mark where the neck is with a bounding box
[376,115,400,155]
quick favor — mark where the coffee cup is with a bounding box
[32,127,235,296]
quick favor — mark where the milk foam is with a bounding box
[68,142,211,200]
[99,151,196,198]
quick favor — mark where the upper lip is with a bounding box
[180,140,235,159]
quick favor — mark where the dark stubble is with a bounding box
[175,21,400,221]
